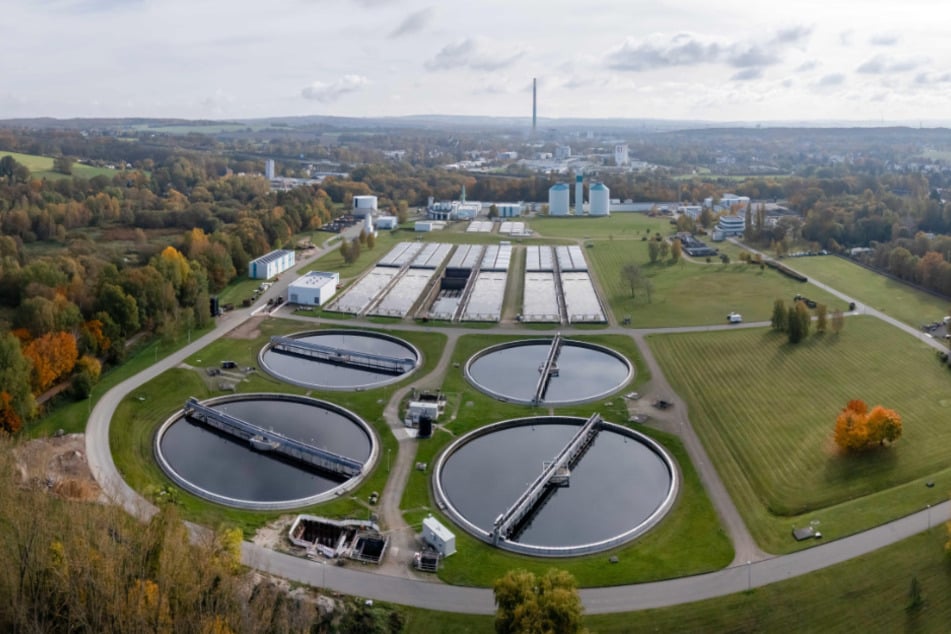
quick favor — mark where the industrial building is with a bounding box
[352,195,378,217]
[428,244,485,321]
[548,183,570,216]
[496,203,522,218]
[615,144,629,166]
[287,271,339,307]
[265,159,275,180]
[421,515,456,557]
[375,215,398,230]
[715,214,746,239]
[248,249,295,280]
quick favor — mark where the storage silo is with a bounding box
[575,175,584,215]
[352,195,378,217]
[548,183,570,216]
[589,182,610,216]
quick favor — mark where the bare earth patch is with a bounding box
[13,433,105,503]
[226,315,264,340]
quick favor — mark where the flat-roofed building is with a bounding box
[248,250,295,280]
[287,271,339,306]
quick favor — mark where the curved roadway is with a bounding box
[85,248,950,615]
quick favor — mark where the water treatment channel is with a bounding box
[465,336,632,405]
[259,329,421,390]
[434,416,678,556]
[155,394,377,510]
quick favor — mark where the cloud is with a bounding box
[795,61,818,72]
[300,75,368,102]
[839,30,853,46]
[914,71,951,85]
[606,33,719,71]
[731,68,763,81]
[857,54,924,74]
[869,33,900,46]
[425,38,524,71]
[607,26,811,73]
[816,73,845,87]
[389,7,433,38]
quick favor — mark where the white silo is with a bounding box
[548,183,570,216]
[364,213,375,236]
[575,175,584,215]
[589,182,610,216]
[352,195,378,217]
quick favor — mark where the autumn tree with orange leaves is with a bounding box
[834,399,903,452]
[22,331,78,394]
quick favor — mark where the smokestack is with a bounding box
[532,78,537,135]
[575,174,583,216]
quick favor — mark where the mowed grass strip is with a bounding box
[587,239,846,327]
[0,150,123,180]
[791,255,951,328]
[529,214,672,240]
[650,317,951,552]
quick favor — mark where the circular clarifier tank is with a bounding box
[259,330,420,390]
[155,394,376,510]
[465,338,632,405]
[434,416,678,556]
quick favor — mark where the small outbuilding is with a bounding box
[248,249,296,280]
[287,271,339,307]
[421,515,456,557]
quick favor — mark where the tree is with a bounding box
[647,240,661,263]
[52,156,74,175]
[719,253,730,264]
[834,399,902,452]
[620,263,643,299]
[23,331,78,394]
[488,204,499,219]
[787,306,803,343]
[830,309,845,334]
[770,299,787,332]
[670,238,682,263]
[794,300,811,338]
[816,303,828,333]
[494,569,585,634]
[366,231,376,250]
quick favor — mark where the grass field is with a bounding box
[650,317,951,553]
[529,214,672,240]
[586,239,846,327]
[790,256,951,327]
[401,526,951,633]
[399,333,733,587]
[0,150,124,180]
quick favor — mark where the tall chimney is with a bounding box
[532,78,537,135]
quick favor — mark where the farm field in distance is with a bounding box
[0,150,126,180]
[789,255,951,328]
[650,316,951,553]
[587,239,845,327]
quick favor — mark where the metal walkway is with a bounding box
[531,333,563,405]
[183,398,363,478]
[270,336,415,375]
[491,413,603,544]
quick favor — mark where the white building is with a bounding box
[248,249,295,280]
[375,215,398,230]
[287,271,339,306]
[548,183,570,216]
[704,193,750,212]
[352,195,378,217]
[415,221,446,232]
[364,214,376,237]
[496,203,522,218]
[421,515,456,557]
[680,205,703,219]
[715,214,746,237]
[589,182,610,216]
[265,159,275,180]
[555,145,572,160]
[615,143,630,166]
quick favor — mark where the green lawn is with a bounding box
[529,214,672,241]
[402,527,951,633]
[650,317,951,553]
[790,256,951,328]
[400,333,732,587]
[587,240,846,327]
[0,150,125,180]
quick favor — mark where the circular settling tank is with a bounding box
[434,417,677,556]
[155,394,376,510]
[465,338,632,405]
[260,330,420,390]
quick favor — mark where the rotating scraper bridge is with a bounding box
[269,335,416,375]
[182,397,363,479]
[491,413,603,546]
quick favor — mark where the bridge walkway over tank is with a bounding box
[491,413,603,544]
[531,333,563,405]
[183,397,363,478]
[270,336,415,375]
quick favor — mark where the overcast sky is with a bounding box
[3,0,951,123]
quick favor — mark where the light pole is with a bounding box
[387,448,391,473]
[746,560,752,590]
[927,504,932,529]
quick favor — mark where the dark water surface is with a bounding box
[159,398,371,503]
[439,421,672,548]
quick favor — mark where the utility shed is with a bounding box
[421,515,456,557]
[287,271,339,306]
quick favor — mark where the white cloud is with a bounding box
[816,73,846,88]
[425,38,525,72]
[856,54,925,74]
[389,7,434,38]
[301,75,368,102]
[870,33,900,46]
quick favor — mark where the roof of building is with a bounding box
[290,271,338,289]
[550,183,569,190]
[591,183,608,191]
[423,515,454,541]
[250,249,294,266]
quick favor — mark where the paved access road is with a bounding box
[84,241,950,615]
